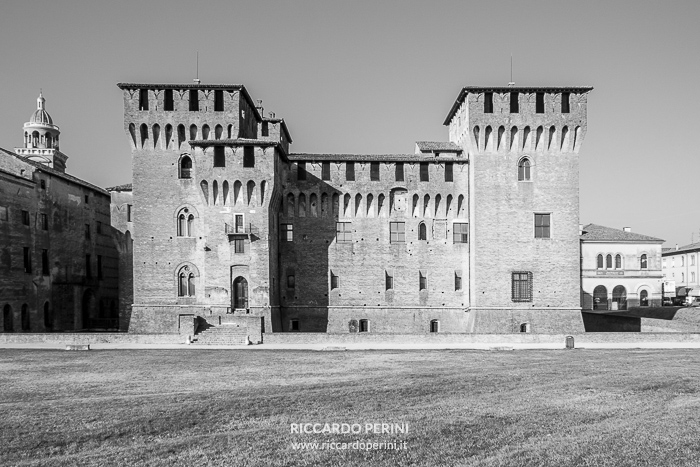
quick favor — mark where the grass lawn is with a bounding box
[1,348,700,466]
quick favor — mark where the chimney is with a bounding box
[269,111,275,119]
[255,99,264,117]
[676,244,680,251]
[623,227,631,232]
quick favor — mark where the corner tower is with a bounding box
[445,86,593,333]
[117,83,290,334]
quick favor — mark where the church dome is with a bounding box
[28,92,54,126]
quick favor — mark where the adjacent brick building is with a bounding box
[118,82,593,335]
[0,94,128,332]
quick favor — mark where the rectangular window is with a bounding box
[41,213,48,231]
[235,214,244,233]
[346,162,355,181]
[127,204,133,222]
[261,121,269,137]
[561,92,570,113]
[484,92,493,113]
[534,213,551,238]
[455,271,462,291]
[419,271,427,291]
[336,222,352,243]
[214,90,224,111]
[213,147,225,167]
[445,162,453,182]
[164,89,174,111]
[96,221,102,235]
[84,194,89,204]
[297,162,306,181]
[23,247,31,273]
[390,222,405,243]
[395,162,404,182]
[243,146,254,167]
[453,223,468,243]
[86,254,91,278]
[290,319,299,331]
[40,179,46,189]
[536,93,545,113]
[189,89,199,111]
[321,162,331,180]
[85,224,91,239]
[281,223,293,241]
[385,271,393,291]
[370,162,380,181]
[420,163,429,182]
[22,210,30,226]
[42,249,49,276]
[234,238,245,253]
[512,271,533,302]
[510,92,519,113]
[0,206,7,221]
[287,274,295,288]
[97,255,103,280]
[330,272,339,290]
[139,89,149,111]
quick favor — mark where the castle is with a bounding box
[116,83,593,336]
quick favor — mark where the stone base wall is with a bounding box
[470,308,585,334]
[0,333,182,344]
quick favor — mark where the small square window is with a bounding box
[281,223,293,241]
[290,319,300,331]
[22,210,30,226]
[336,222,352,242]
[420,163,429,182]
[453,223,468,243]
[512,271,532,302]
[390,222,405,243]
[534,214,551,238]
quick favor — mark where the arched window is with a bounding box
[177,124,186,149]
[202,124,210,140]
[43,302,52,330]
[640,290,649,307]
[597,254,603,269]
[418,222,427,241]
[21,304,30,331]
[233,276,249,309]
[177,208,194,237]
[3,304,12,332]
[177,265,196,297]
[640,254,648,269]
[615,254,622,269]
[519,323,529,333]
[518,158,531,181]
[681,256,685,266]
[606,254,613,269]
[593,285,608,310]
[612,285,627,310]
[179,155,192,179]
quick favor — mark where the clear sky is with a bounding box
[1,0,698,247]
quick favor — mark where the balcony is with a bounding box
[225,222,259,237]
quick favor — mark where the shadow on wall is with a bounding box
[279,167,342,332]
[581,312,641,332]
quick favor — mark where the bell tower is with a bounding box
[15,92,68,172]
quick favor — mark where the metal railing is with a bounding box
[225,222,259,236]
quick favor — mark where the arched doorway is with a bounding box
[82,289,95,330]
[3,305,13,332]
[593,285,608,310]
[640,290,649,307]
[233,277,248,310]
[612,285,627,311]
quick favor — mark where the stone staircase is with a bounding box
[193,324,250,345]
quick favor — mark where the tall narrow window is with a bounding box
[390,222,405,243]
[510,92,519,113]
[214,147,225,167]
[336,222,352,242]
[44,302,52,329]
[40,213,48,230]
[261,121,269,137]
[330,272,339,290]
[243,146,255,167]
[597,254,603,269]
[606,254,613,269]
[536,93,545,113]
[615,254,622,269]
[281,223,293,241]
[370,162,380,181]
[127,204,133,222]
[418,222,427,241]
[85,224,91,239]
[420,163,429,182]
[164,89,174,111]
[42,249,49,275]
[512,271,532,302]
[346,162,355,181]
[445,162,453,182]
[385,271,393,290]
[518,158,531,181]
[97,255,103,280]
[455,271,462,291]
[287,274,295,288]
[139,89,149,111]
[534,214,550,238]
[22,210,30,226]
[561,92,570,113]
[419,271,427,291]
[453,223,468,243]
[179,155,192,179]
[322,162,331,181]
[484,92,493,113]
[640,254,648,269]
[189,89,199,111]
[97,221,102,235]
[395,162,404,182]
[21,304,29,331]
[235,214,244,234]
[85,254,92,278]
[297,162,306,180]
[214,90,224,111]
